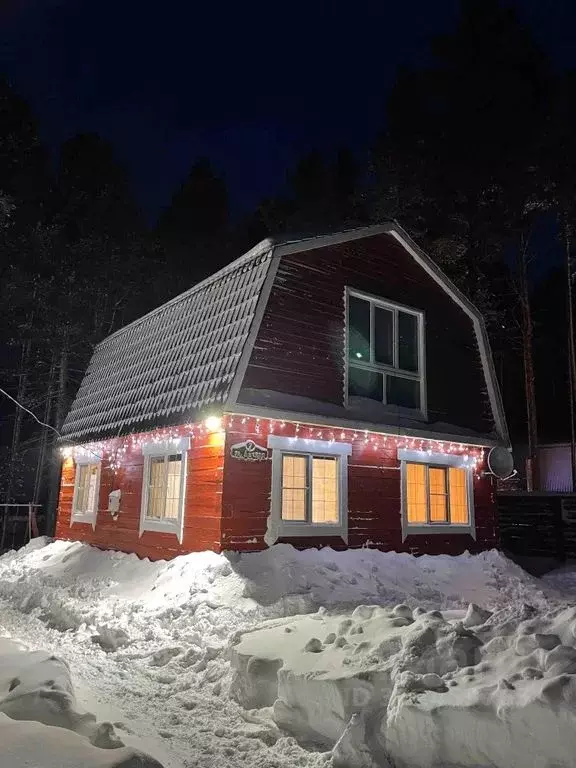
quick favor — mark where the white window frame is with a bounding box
[345,288,427,417]
[70,455,101,529]
[265,435,351,545]
[399,448,475,540]
[139,437,189,543]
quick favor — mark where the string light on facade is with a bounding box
[61,413,487,473]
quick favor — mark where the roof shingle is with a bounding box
[62,243,274,440]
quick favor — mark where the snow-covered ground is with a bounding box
[0,538,574,767]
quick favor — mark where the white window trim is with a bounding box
[345,288,427,418]
[139,437,189,543]
[266,435,351,545]
[399,448,475,540]
[70,455,101,530]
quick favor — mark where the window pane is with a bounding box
[281,455,307,521]
[76,465,88,513]
[398,312,418,372]
[282,455,307,488]
[86,465,99,514]
[164,455,182,520]
[282,489,307,520]
[386,375,420,409]
[147,457,166,519]
[429,467,448,522]
[348,296,371,362]
[374,306,393,365]
[311,457,339,523]
[449,467,469,524]
[75,463,99,514]
[348,367,383,401]
[406,463,427,523]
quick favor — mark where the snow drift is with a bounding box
[0,636,162,767]
[0,537,572,768]
[231,601,576,767]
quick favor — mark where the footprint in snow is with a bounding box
[113,721,135,734]
[149,647,182,667]
[178,699,198,710]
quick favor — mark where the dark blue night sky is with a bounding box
[1,0,576,217]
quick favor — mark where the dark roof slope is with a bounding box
[61,242,274,440]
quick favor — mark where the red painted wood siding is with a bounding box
[57,417,497,559]
[221,419,498,555]
[241,233,493,435]
[55,424,224,560]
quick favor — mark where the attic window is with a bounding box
[347,290,424,412]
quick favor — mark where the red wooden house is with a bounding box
[55,223,509,560]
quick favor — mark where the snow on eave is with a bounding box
[225,402,501,449]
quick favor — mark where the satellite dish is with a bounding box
[487,446,515,479]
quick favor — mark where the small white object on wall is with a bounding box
[108,489,121,519]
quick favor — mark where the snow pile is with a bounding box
[544,562,576,594]
[0,636,161,767]
[0,537,571,768]
[231,599,576,767]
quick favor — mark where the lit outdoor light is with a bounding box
[61,445,73,459]
[204,416,222,432]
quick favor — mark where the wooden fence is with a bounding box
[497,492,576,561]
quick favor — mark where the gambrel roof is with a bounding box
[62,222,509,444]
[61,241,275,440]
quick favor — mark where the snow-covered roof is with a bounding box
[62,222,509,444]
[61,241,275,440]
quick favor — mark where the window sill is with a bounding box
[70,513,96,530]
[139,518,183,542]
[265,519,348,545]
[403,524,475,540]
[346,396,426,423]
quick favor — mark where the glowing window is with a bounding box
[406,463,470,526]
[140,438,189,542]
[146,454,183,521]
[280,454,339,524]
[72,462,100,522]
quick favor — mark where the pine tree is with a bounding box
[367,0,553,468]
[0,78,51,227]
[156,158,231,283]
[57,132,141,240]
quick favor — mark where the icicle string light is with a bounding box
[226,416,484,458]
[224,415,487,477]
[65,419,221,473]
[65,414,487,476]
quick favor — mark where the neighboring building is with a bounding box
[538,443,574,493]
[55,223,509,560]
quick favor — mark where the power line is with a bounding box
[0,386,104,462]
[0,386,61,438]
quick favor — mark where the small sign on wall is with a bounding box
[230,439,268,462]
